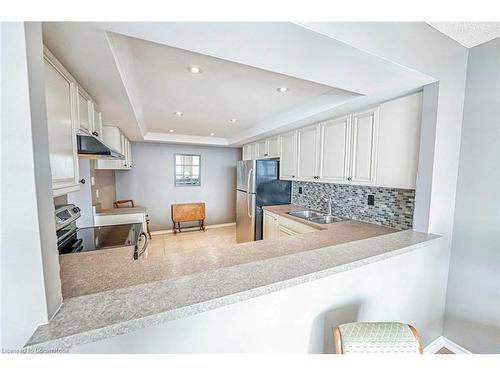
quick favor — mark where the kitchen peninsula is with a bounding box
[25,205,441,352]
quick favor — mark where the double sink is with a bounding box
[287,210,346,224]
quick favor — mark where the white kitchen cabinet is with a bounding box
[267,136,280,158]
[247,92,421,189]
[242,144,252,160]
[349,108,379,185]
[127,139,133,168]
[279,131,298,180]
[256,139,267,158]
[376,92,422,189]
[263,211,280,240]
[44,48,80,197]
[95,126,131,170]
[77,87,93,135]
[263,210,318,239]
[296,125,319,181]
[243,142,258,160]
[317,115,351,183]
[92,105,103,141]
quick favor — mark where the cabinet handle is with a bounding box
[347,177,352,181]
[79,179,86,184]
[292,175,295,178]
[92,131,99,136]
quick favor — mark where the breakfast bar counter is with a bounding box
[25,204,441,351]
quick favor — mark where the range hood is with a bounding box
[77,135,125,160]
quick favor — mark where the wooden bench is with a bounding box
[171,202,206,234]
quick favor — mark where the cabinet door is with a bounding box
[318,115,350,184]
[376,92,422,189]
[44,56,80,196]
[77,88,92,134]
[279,131,297,180]
[121,135,128,168]
[297,125,319,181]
[267,136,280,158]
[263,212,279,240]
[127,139,133,168]
[350,108,379,185]
[242,144,251,160]
[92,105,103,140]
[256,140,268,158]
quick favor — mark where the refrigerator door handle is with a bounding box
[247,167,253,218]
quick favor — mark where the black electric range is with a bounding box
[55,204,148,259]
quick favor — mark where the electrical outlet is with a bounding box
[368,194,375,206]
[91,176,95,186]
[95,189,99,199]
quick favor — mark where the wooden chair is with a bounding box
[113,199,135,208]
[333,322,423,354]
[113,199,152,240]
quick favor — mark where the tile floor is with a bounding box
[147,226,237,256]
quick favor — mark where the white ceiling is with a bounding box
[427,22,500,48]
[42,22,437,146]
[109,32,360,139]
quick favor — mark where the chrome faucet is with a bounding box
[326,196,334,216]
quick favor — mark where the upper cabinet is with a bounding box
[258,92,422,189]
[349,108,379,185]
[92,105,103,140]
[296,125,319,181]
[44,48,80,197]
[376,92,422,189]
[242,136,281,160]
[279,131,297,180]
[77,87,92,135]
[95,126,132,170]
[267,136,280,158]
[317,115,351,183]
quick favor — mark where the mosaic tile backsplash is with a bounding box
[292,181,415,230]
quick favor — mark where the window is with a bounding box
[174,154,201,186]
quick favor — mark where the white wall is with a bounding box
[71,240,448,353]
[115,142,241,231]
[23,22,63,319]
[1,22,56,350]
[443,38,500,354]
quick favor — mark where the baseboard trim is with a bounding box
[151,222,235,235]
[424,336,472,354]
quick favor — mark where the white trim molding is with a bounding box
[151,222,235,236]
[424,336,472,354]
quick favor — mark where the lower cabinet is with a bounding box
[263,211,280,239]
[263,210,318,240]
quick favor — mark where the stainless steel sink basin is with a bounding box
[288,210,324,220]
[309,215,344,224]
[288,210,346,224]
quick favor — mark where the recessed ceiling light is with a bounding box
[277,86,289,93]
[210,132,215,136]
[174,111,184,116]
[230,118,238,123]
[187,66,202,74]
[169,129,175,133]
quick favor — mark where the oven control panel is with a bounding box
[55,204,81,231]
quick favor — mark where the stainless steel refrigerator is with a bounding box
[236,159,291,243]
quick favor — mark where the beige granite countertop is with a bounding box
[59,204,395,299]
[94,206,146,216]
